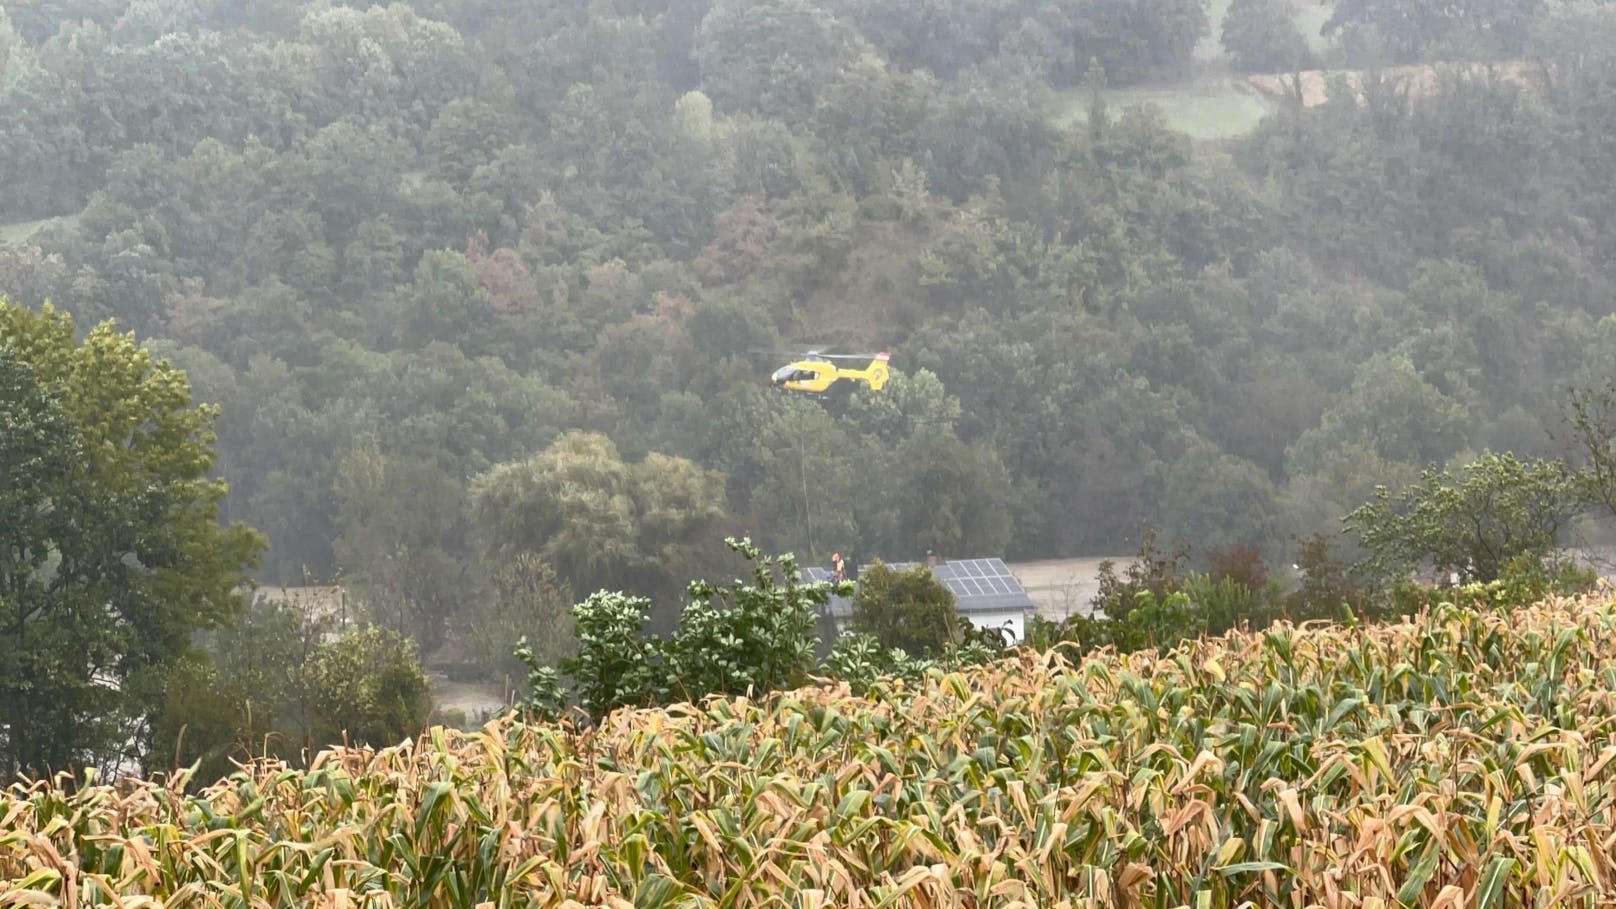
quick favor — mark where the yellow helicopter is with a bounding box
[771,350,891,394]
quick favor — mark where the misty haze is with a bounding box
[7,0,1616,902]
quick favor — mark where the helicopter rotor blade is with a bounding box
[742,345,887,361]
[744,344,835,355]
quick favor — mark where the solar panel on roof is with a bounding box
[812,559,1031,616]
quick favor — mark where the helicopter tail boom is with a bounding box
[854,352,891,391]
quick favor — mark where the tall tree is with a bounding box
[0,300,265,778]
[461,552,574,682]
[888,425,1014,560]
[694,0,853,120]
[1221,0,1314,72]
[333,437,468,656]
[1562,377,1616,520]
[1346,451,1578,585]
[471,432,731,608]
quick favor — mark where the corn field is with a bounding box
[8,592,1616,907]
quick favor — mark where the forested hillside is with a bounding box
[4,0,1616,629]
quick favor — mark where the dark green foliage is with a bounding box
[1090,529,1191,622]
[0,301,265,779]
[1324,0,1540,62]
[1284,534,1374,621]
[1346,452,1579,585]
[827,0,1209,85]
[848,561,962,657]
[888,426,1014,559]
[155,601,435,781]
[543,539,842,718]
[304,625,434,749]
[1221,0,1315,72]
[694,0,853,120]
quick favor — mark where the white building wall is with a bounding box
[961,609,1026,645]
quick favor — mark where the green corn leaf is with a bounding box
[1475,856,1514,909]
[1396,841,1442,906]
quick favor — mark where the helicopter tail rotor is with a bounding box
[865,352,892,390]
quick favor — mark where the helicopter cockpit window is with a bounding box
[774,366,819,383]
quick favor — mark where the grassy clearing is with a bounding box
[1065,0,1334,140]
[0,215,78,245]
[6,590,1616,905]
[1059,78,1274,140]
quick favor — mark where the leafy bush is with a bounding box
[823,634,935,689]
[848,561,963,656]
[1180,572,1279,636]
[558,591,667,717]
[1039,539,1282,656]
[305,626,434,748]
[1391,554,1599,615]
[1284,533,1376,621]
[824,632,1001,691]
[1347,452,1579,585]
[520,538,843,718]
[1089,528,1191,621]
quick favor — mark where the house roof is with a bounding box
[805,558,1035,619]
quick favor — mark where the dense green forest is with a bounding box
[7,0,1616,771]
